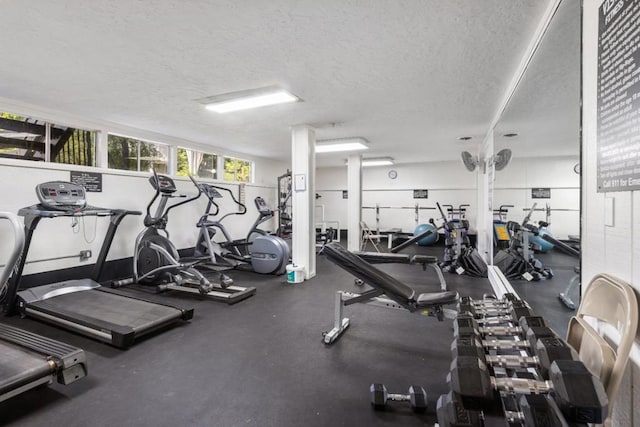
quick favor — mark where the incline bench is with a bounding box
[353,251,447,291]
[322,242,459,344]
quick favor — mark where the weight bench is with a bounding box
[353,251,447,291]
[322,242,459,344]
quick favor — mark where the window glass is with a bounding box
[0,112,46,161]
[223,157,252,182]
[177,148,217,179]
[0,112,96,166]
[51,125,96,166]
[108,134,167,172]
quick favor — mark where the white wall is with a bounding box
[493,155,580,239]
[0,154,285,277]
[582,2,640,426]
[316,160,478,234]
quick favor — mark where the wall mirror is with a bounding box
[492,0,581,332]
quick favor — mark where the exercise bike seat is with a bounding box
[416,291,459,307]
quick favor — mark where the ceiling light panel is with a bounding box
[199,86,300,113]
[362,157,394,167]
[316,137,369,153]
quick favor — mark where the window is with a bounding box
[0,112,96,166]
[107,134,168,172]
[223,157,252,182]
[177,148,217,179]
[51,125,96,167]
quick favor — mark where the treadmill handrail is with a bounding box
[0,212,25,289]
[3,202,141,315]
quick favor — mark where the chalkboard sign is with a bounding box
[597,0,640,192]
[531,188,551,199]
[413,189,428,199]
[342,190,348,199]
[70,171,102,192]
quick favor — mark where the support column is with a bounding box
[291,125,316,279]
[95,131,108,168]
[346,154,362,251]
[44,123,51,162]
[167,145,178,176]
[476,129,494,263]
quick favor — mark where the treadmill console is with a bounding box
[201,184,222,199]
[36,181,87,211]
[254,197,271,215]
[150,174,177,193]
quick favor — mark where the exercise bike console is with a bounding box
[36,181,87,211]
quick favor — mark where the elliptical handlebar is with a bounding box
[145,168,202,226]
[522,203,537,226]
[164,174,202,215]
[188,175,247,222]
[435,202,452,231]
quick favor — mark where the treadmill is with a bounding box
[3,181,194,349]
[0,211,87,402]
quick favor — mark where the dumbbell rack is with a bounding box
[437,294,607,427]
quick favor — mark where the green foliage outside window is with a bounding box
[107,134,167,172]
[177,148,189,176]
[223,157,251,182]
[176,148,217,179]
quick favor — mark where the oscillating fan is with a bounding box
[460,149,512,172]
[460,151,479,172]
[493,149,512,171]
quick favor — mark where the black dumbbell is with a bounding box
[369,383,427,412]
[512,394,569,427]
[454,314,551,340]
[436,391,484,426]
[436,392,569,427]
[458,296,532,318]
[451,334,578,378]
[449,356,608,424]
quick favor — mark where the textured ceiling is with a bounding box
[0,0,555,166]
[495,0,581,159]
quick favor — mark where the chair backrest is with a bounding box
[359,221,380,252]
[566,273,638,425]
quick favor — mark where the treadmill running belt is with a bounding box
[0,343,52,396]
[29,291,182,332]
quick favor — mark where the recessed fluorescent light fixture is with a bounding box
[362,157,394,167]
[198,85,300,113]
[316,137,369,153]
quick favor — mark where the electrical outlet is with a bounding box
[79,250,92,261]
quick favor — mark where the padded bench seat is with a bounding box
[322,242,459,344]
[411,255,439,264]
[354,252,439,266]
[354,251,412,264]
[324,243,457,312]
[417,291,459,307]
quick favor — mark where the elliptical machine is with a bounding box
[493,203,554,281]
[114,170,256,304]
[432,203,487,277]
[191,178,290,275]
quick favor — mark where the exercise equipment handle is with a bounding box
[522,203,537,226]
[164,173,202,215]
[435,202,452,231]
[190,178,246,222]
[541,233,580,258]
